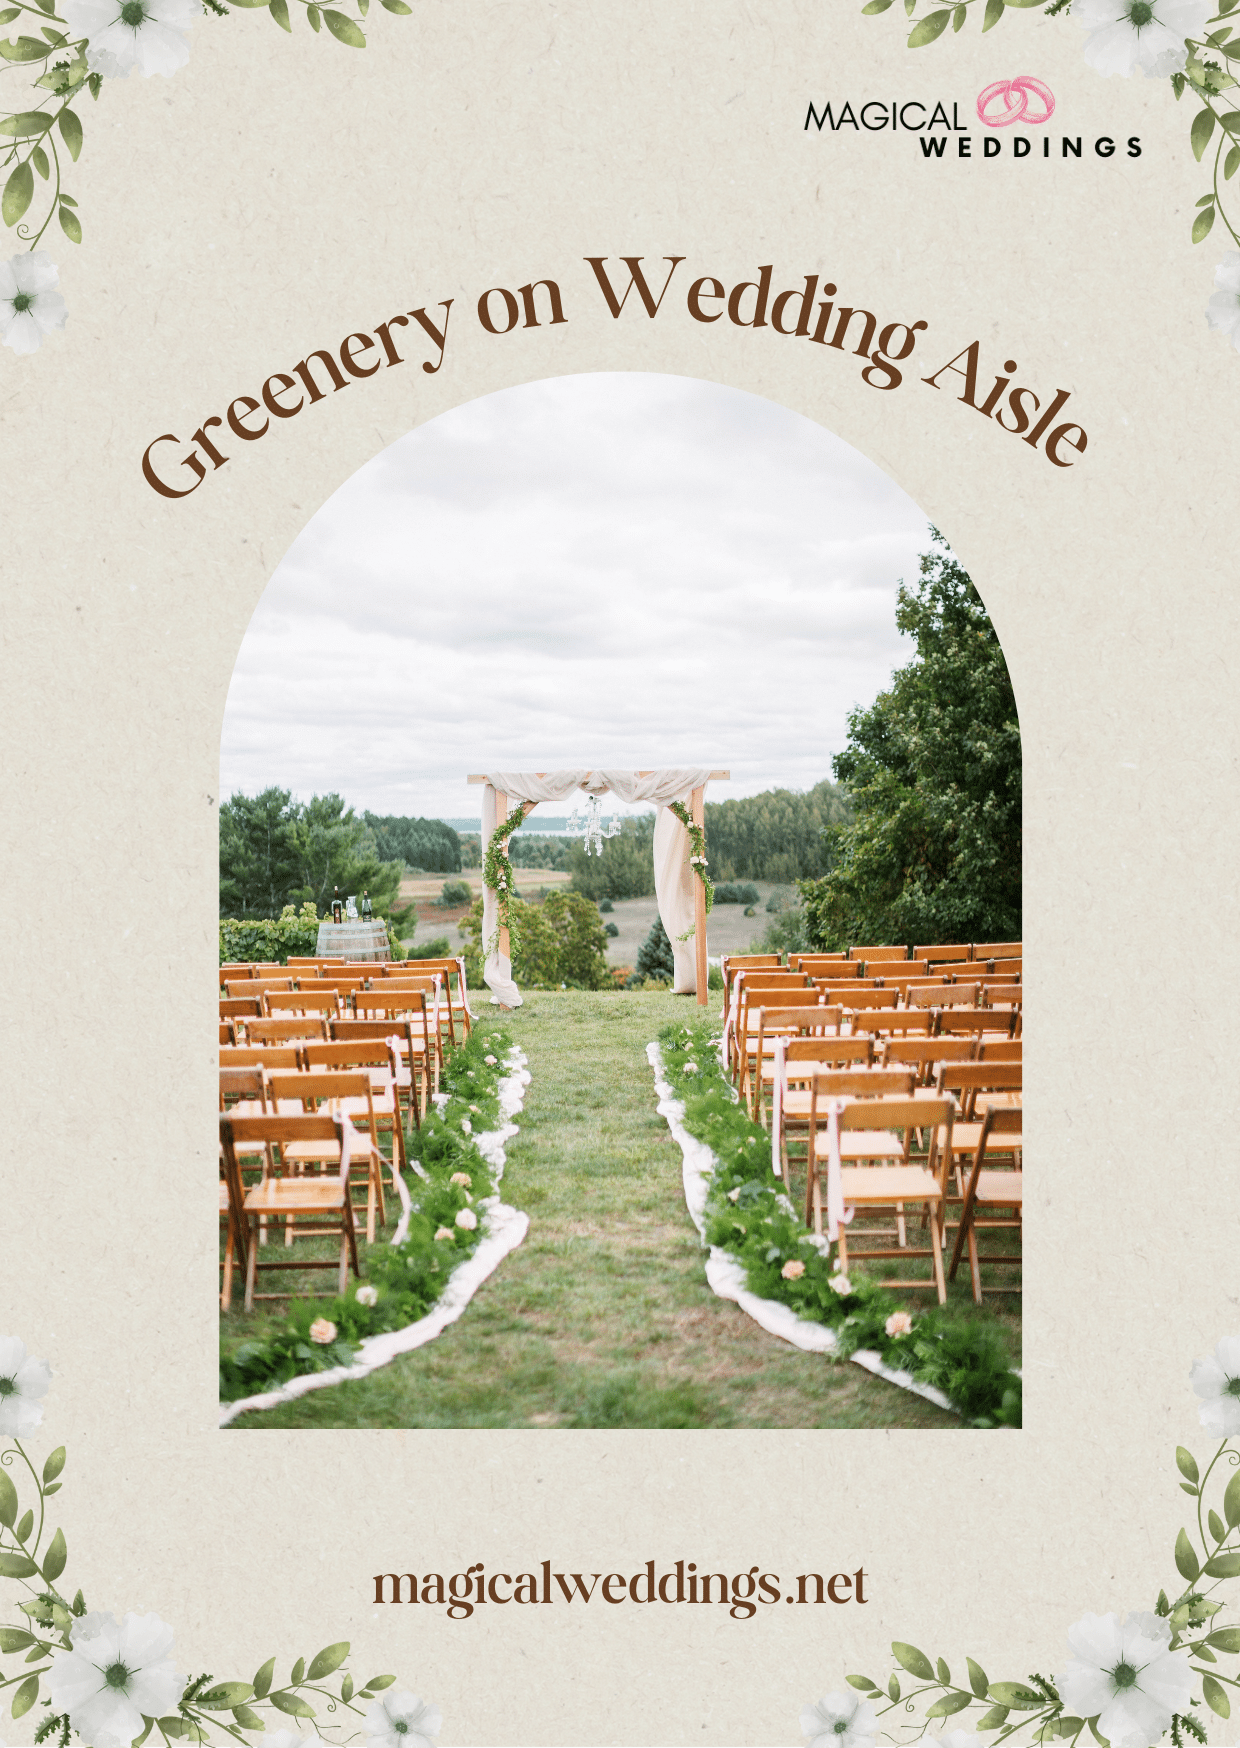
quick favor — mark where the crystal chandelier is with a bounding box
[565,794,623,856]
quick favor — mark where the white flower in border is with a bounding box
[455,1208,477,1230]
[801,1689,878,1748]
[60,0,199,78]
[460,1118,472,1135]
[308,1318,337,1345]
[1072,0,1211,77]
[0,1336,51,1435]
[355,1285,378,1308]
[449,1172,472,1187]
[48,1611,182,1748]
[364,1689,442,1748]
[1190,1333,1240,1433]
[484,1053,497,1066]
[727,1186,742,1203]
[885,1312,914,1338]
[433,1226,454,1241]
[1059,1610,1192,1748]
[0,256,66,357]
[1206,254,1240,352]
[828,1275,853,1296]
[781,1259,806,1280]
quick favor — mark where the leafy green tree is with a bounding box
[569,815,656,900]
[703,779,851,883]
[541,891,611,989]
[798,530,1021,949]
[291,793,403,917]
[219,787,303,919]
[634,914,675,983]
[364,813,462,873]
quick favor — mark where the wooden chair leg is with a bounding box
[244,1220,259,1312]
[221,1228,234,1310]
[338,1233,349,1297]
[929,1203,947,1304]
[968,1222,983,1304]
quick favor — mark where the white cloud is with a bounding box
[220,372,933,820]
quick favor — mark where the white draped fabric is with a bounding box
[480,768,715,1006]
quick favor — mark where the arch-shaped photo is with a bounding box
[217,372,1022,1432]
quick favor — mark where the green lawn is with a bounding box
[222,990,1019,1430]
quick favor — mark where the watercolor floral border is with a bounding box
[801,1337,1240,1748]
[862,0,1240,352]
[0,1337,440,1748]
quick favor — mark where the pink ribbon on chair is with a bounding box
[823,1097,855,1243]
[771,1035,786,1179]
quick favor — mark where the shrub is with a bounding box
[713,881,760,906]
[766,886,794,913]
[751,905,809,957]
[438,878,473,908]
[220,901,320,965]
[599,898,614,913]
[604,921,619,937]
[541,890,611,989]
[406,936,452,960]
[456,892,608,990]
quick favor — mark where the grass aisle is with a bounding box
[229,991,959,1429]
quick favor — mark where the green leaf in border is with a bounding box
[323,10,364,43]
[1177,1447,1201,1483]
[307,1643,350,1680]
[982,0,1004,28]
[927,1693,972,1719]
[0,1470,17,1527]
[42,1526,67,1581]
[892,1643,936,1681]
[1176,1527,1201,1579]
[968,1659,990,1699]
[1204,1674,1231,1718]
[12,1674,40,1718]
[253,1658,276,1699]
[976,1706,1010,1731]
[862,0,895,11]
[306,5,320,28]
[1192,203,1217,241]
[269,0,291,27]
[1191,105,1216,158]
[0,1550,38,1578]
[908,7,951,44]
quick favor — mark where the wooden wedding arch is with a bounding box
[467,770,730,1006]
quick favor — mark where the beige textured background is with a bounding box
[3,1,1238,1742]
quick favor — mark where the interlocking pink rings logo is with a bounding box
[976,76,1055,127]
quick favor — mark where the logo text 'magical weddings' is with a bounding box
[805,78,1140,160]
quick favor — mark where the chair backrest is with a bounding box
[219,1044,303,1073]
[813,978,880,995]
[224,977,293,997]
[303,1038,397,1072]
[247,1017,330,1044]
[935,1061,1022,1094]
[788,953,848,973]
[285,958,326,971]
[782,1035,874,1070]
[331,1017,423,1060]
[388,957,465,990]
[982,983,1023,1007]
[976,1039,1022,1063]
[976,1103,1023,1142]
[267,1069,373,1111]
[848,1008,935,1036]
[219,1021,236,1046]
[905,983,951,1007]
[821,1094,955,1172]
[316,972,369,988]
[265,988,341,1016]
[220,996,262,1020]
[840,988,899,1009]
[219,1067,266,1108]
[940,983,982,1007]
[938,1009,1015,1038]
[811,1067,916,1098]
[803,959,862,979]
[882,1037,977,1073]
[874,961,930,984]
[352,989,432,1021]
[931,960,975,977]
[756,1003,842,1034]
[849,945,908,962]
[220,962,258,979]
[972,942,1022,960]
[916,943,972,966]
[220,1111,350,1181]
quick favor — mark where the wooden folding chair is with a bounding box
[221,1112,363,1310]
[933,1062,1023,1195]
[736,989,827,1106]
[972,941,1022,961]
[976,1038,1022,1063]
[773,1055,902,1201]
[224,977,293,999]
[874,960,930,987]
[808,1093,955,1301]
[726,973,811,1080]
[220,996,261,1035]
[389,957,473,1039]
[219,1020,236,1047]
[219,1044,303,1076]
[219,1131,249,1310]
[848,1007,935,1039]
[748,1004,843,1121]
[220,962,259,980]
[373,973,455,1050]
[303,1038,408,1170]
[788,953,849,973]
[839,988,899,1011]
[940,982,982,1007]
[349,990,442,1093]
[806,961,864,981]
[948,1104,1022,1303]
[849,945,909,964]
[331,1015,426,1124]
[266,1070,389,1242]
[938,1008,1015,1041]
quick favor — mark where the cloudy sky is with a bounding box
[220,373,933,822]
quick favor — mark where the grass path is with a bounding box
[227,991,962,1429]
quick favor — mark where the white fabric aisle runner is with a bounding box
[218,1050,533,1426]
[645,1042,957,1417]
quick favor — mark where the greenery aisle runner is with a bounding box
[648,1022,1022,1427]
[218,1044,531,1426]
[646,1043,956,1416]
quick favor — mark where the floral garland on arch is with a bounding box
[860,0,1240,353]
[667,801,714,941]
[481,801,533,965]
[800,1334,1240,1748]
[0,0,410,358]
[0,1337,440,1748]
